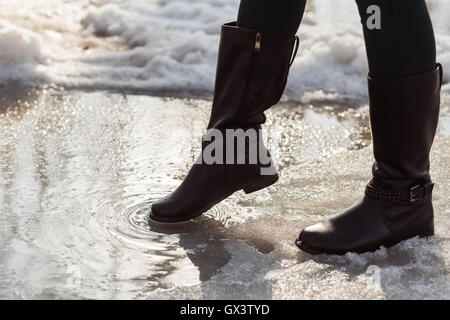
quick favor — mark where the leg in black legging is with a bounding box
[237,0,307,37]
[356,0,436,80]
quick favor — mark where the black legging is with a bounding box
[237,0,436,81]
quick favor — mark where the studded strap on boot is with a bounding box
[150,22,299,223]
[296,64,443,255]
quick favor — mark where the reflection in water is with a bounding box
[0,90,448,299]
[150,218,231,282]
[0,87,42,116]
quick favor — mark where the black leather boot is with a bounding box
[150,22,299,223]
[296,64,443,255]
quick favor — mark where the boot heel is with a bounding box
[243,174,279,194]
[419,228,434,238]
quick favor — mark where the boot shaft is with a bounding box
[368,64,443,189]
[207,22,298,130]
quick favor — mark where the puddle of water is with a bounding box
[0,90,448,299]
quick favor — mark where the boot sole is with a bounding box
[242,174,279,194]
[296,230,435,255]
[149,174,279,224]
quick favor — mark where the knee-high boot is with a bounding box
[150,22,299,223]
[297,64,443,254]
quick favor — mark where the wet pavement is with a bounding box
[0,89,449,299]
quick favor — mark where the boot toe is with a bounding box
[149,197,170,221]
[296,223,326,253]
[149,195,201,223]
[295,221,344,255]
[149,196,183,223]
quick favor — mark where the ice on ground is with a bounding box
[0,91,448,299]
[1,0,449,100]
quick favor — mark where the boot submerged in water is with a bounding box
[150,22,299,223]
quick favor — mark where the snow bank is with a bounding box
[79,0,238,93]
[0,19,47,84]
[79,0,450,101]
[1,0,449,99]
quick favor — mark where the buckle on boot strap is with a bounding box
[409,182,434,204]
[365,181,434,205]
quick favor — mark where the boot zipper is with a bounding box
[233,33,261,123]
[234,33,261,123]
[254,32,262,52]
[226,32,262,187]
